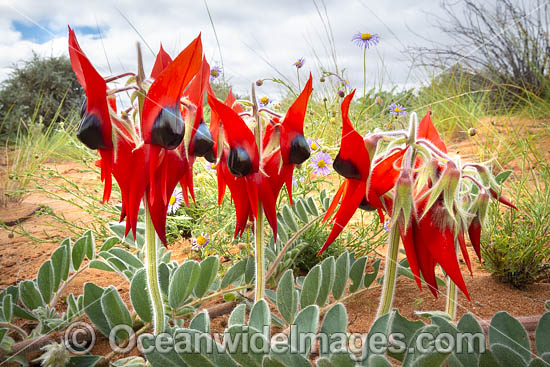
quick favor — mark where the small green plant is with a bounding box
[482,161,550,288]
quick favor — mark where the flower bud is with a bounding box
[468,128,477,136]
[256,79,263,86]
[320,77,326,82]
[392,168,415,231]
[338,90,345,98]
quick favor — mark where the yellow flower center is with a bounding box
[317,160,326,168]
[394,107,401,113]
[310,142,318,150]
[211,70,219,77]
[197,235,208,246]
[361,33,372,40]
[210,163,216,170]
[296,61,302,67]
[260,96,269,104]
[169,195,176,205]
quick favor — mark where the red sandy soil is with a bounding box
[0,116,549,361]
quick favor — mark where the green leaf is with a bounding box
[221,259,247,289]
[72,236,87,271]
[19,280,44,310]
[489,311,531,362]
[2,294,13,323]
[140,331,187,367]
[109,248,143,269]
[130,269,152,323]
[306,197,319,216]
[109,222,145,248]
[282,205,298,232]
[495,170,512,184]
[457,313,484,356]
[249,300,271,338]
[292,305,319,358]
[387,311,424,362]
[300,264,321,307]
[536,312,550,356]
[89,260,116,272]
[431,316,478,367]
[82,230,95,260]
[368,355,392,367]
[101,286,133,342]
[226,325,266,366]
[529,358,548,367]
[295,200,309,222]
[228,303,246,327]
[245,256,255,284]
[316,256,335,307]
[100,236,119,252]
[159,262,170,296]
[277,269,297,324]
[67,293,79,319]
[320,303,347,357]
[189,311,210,333]
[176,328,238,367]
[332,252,349,300]
[168,260,201,308]
[83,283,111,337]
[348,256,367,293]
[0,328,6,346]
[67,355,102,367]
[36,260,54,305]
[61,238,71,281]
[491,343,528,367]
[194,256,220,298]
[50,245,66,293]
[363,258,381,288]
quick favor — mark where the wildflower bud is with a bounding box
[329,117,336,124]
[392,168,415,231]
[338,90,345,98]
[8,232,14,239]
[468,128,477,136]
[363,134,382,163]
[375,96,383,106]
[320,77,326,83]
[256,79,263,86]
[323,97,328,102]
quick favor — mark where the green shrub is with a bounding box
[0,54,83,137]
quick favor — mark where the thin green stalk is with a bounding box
[376,223,400,317]
[363,47,367,97]
[144,197,165,334]
[297,69,301,91]
[254,203,265,302]
[445,240,459,320]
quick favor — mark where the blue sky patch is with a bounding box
[12,20,108,43]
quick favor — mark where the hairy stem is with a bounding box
[363,47,367,97]
[377,223,400,317]
[144,198,165,334]
[254,204,265,302]
[445,240,459,320]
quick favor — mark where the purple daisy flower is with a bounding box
[210,66,222,81]
[167,188,183,214]
[306,138,321,152]
[388,103,407,117]
[383,220,391,233]
[351,32,380,49]
[310,151,333,176]
[294,58,305,69]
[192,233,210,250]
[259,96,271,107]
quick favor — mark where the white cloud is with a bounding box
[0,0,470,99]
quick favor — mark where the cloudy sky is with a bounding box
[0,0,470,101]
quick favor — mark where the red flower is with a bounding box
[207,74,314,239]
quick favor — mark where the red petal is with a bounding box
[150,43,173,79]
[98,148,112,203]
[489,189,518,210]
[367,147,407,208]
[318,179,366,255]
[468,216,482,261]
[323,181,347,222]
[399,222,422,289]
[417,109,447,153]
[338,91,370,180]
[458,230,473,275]
[142,34,202,143]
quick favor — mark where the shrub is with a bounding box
[0,54,83,137]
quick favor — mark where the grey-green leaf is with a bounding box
[536,312,550,356]
[489,311,531,362]
[300,265,321,307]
[228,304,246,327]
[130,269,152,323]
[277,269,296,324]
[19,280,44,311]
[72,236,87,271]
[37,260,54,304]
[168,260,201,308]
[194,256,220,298]
[332,252,349,300]
[101,286,133,342]
[348,256,367,293]
[221,259,247,289]
[83,283,110,337]
[316,257,335,307]
[292,305,319,358]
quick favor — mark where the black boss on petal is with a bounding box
[151,106,185,150]
[204,148,216,163]
[333,153,360,179]
[192,121,214,157]
[227,147,252,177]
[76,113,105,149]
[359,197,376,211]
[289,134,310,164]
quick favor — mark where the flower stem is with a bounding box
[144,197,165,334]
[363,47,367,97]
[297,69,301,91]
[445,240,459,320]
[254,202,265,302]
[377,223,400,317]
